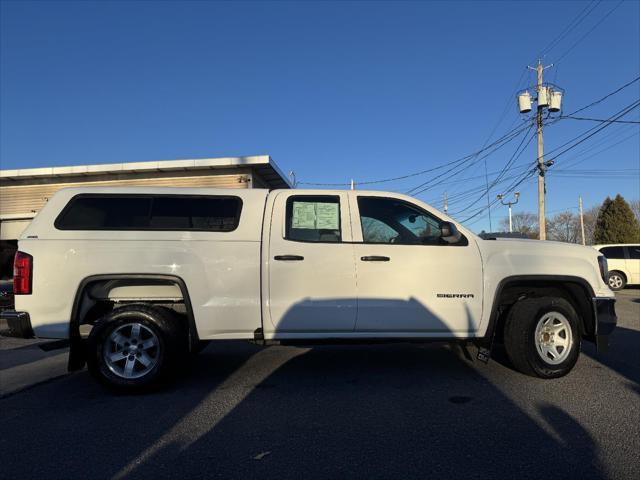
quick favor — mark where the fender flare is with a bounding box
[68,273,199,371]
[480,274,596,346]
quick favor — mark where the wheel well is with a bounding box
[492,279,595,341]
[69,275,199,371]
[609,270,627,281]
[75,278,187,328]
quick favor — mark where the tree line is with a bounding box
[496,195,640,244]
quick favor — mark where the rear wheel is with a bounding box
[87,304,187,392]
[503,296,580,379]
[607,271,626,291]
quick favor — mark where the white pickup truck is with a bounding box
[5,187,617,390]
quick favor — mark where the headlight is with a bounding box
[598,255,609,284]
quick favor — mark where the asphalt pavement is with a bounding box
[1,289,638,479]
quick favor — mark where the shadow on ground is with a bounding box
[3,292,635,479]
[0,341,608,479]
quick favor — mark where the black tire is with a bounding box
[607,271,626,291]
[503,296,580,379]
[86,304,187,392]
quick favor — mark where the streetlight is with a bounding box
[497,192,520,233]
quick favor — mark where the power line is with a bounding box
[449,82,640,223]
[553,169,640,174]
[432,101,638,220]
[555,0,625,64]
[554,120,638,163]
[308,70,636,191]
[298,76,638,194]
[404,121,534,195]
[477,67,529,230]
[524,99,640,165]
[297,120,533,187]
[559,128,639,170]
[440,98,639,222]
[547,100,640,163]
[551,172,639,178]
[565,76,640,116]
[459,169,538,223]
[536,0,602,59]
[450,125,537,215]
[425,166,534,208]
[298,76,640,189]
[453,101,637,223]
[452,158,539,217]
[559,115,640,124]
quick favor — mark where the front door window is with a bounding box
[358,197,443,245]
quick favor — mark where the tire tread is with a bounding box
[86,303,187,392]
[503,296,580,379]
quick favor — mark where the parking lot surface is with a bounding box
[1,289,638,479]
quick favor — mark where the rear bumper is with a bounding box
[0,310,34,338]
[592,297,617,352]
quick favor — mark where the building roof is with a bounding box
[0,155,292,189]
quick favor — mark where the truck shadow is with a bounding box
[0,297,609,479]
[582,326,640,388]
[120,344,606,479]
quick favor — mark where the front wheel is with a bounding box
[503,296,580,379]
[86,304,187,392]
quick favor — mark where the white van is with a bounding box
[594,244,640,290]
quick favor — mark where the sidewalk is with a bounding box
[0,329,70,397]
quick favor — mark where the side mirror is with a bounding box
[440,221,462,244]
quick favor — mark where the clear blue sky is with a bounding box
[1,0,639,232]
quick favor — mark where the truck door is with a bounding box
[266,191,357,334]
[350,193,483,335]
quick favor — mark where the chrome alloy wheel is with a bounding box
[103,323,160,379]
[534,312,573,365]
[609,274,623,290]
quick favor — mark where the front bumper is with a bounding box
[592,297,617,352]
[0,310,34,338]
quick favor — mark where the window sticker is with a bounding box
[292,202,318,229]
[316,203,339,230]
[292,201,339,230]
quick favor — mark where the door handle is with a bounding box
[361,256,390,262]
[274,255,305,261]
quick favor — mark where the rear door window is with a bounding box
[285,195,341,243]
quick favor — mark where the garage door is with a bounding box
[0,219,33,240]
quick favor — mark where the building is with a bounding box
[0,155,291,278]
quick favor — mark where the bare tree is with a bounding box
[547,211,580,243]
[630,199,640,224]
[500,212,538,238]
[582,206,600,245]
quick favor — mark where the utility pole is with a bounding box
[522,60,562,240]
[497,192,520,233]
[443,191,448,214]
[350,179,355,190]
[579,195,586,245]
[536,61,546,240]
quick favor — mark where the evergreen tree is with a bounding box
[594,194,640,243]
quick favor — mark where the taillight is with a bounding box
[13,251,33,295]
